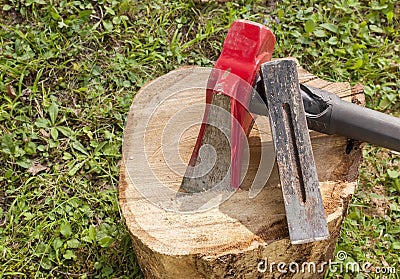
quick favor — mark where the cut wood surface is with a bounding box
[119,59,364,279]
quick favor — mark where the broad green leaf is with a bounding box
[4,169,13,179]
[63,249,76,260]
[320,23,339,33]
[314,29,326,37]
[387,11,394,23]
[290,30,302,38]
[37,145,46,152]
[94,262,102,270]
[352,44,366,50]
[277,9,284,19]
[68,198,82,208]
[62,152,73,160]
[91,65,102,76]
[68,161,84,176]
[297,37,311,45]
[304,7,313,13]
[50,127,58,140]
[348,0,359,7]
[304,19,315,33]
[394,178,400,192]
[14,146,25,157]
[98,236,114,248]
[371,2,387,10]
[24,142,37,155]
[113,16,122,25]
[23,212,34,220]
[35,118,50,128]
[48,102,59,125]
[67,239,80,249]
[392,242,400,249]
[53,238,63,250]
[82,126,93,139]
[57,126,73,137]
[122,80,131,88]
[17,158,32,169]
[82,236,92,243]
[1,134,15,154]
[102,143,118,156]
[388,169,399,179]
[3,4,12,11]
[350,58,363,69]
[328,36,339,45]
[50,12,60,20]
[89,225,96,241]
[369,25,384,33]
[102,21,113,32]
[60,222,72,237]
[14,115,29,122]
[72,141,88,155]
[105,6,115,16]
[378,97,391,110]
[369,193,384,199]
[388,227,400,234]
[389,203,400,212]
[49,139,58,149]
[78,10,92,21]
[40,257,52,270]
[102,266,114,276]
[346,211,359,220]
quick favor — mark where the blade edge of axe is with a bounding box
[180,93,234,193]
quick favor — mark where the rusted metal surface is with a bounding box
[260,59,329,244]
[180,93,232,192]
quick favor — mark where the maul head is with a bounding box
[180,20,276,192]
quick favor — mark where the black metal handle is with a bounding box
[302,84,400,152]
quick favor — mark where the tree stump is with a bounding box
[119,60,364,278]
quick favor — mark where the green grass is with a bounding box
[0,0,399,278]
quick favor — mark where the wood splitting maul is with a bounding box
[180,19,400,244]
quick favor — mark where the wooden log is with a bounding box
[119,60,364,278]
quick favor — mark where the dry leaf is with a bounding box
[40,129,50,138]
[28,164,48,175]
[6,84,16,99]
